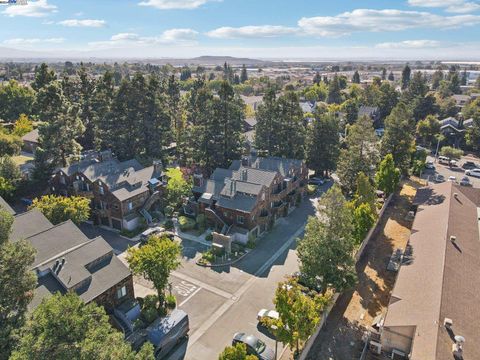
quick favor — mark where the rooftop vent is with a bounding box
[450,236,457,243]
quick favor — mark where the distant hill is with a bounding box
[191,56,265,65]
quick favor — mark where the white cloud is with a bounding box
[298,9,480,36]
[2,0,57,17]
[89,28,199,48]
[3,37,64,45]
[408,0,480,13]
[58,19,107,27]
[375,39,444,49]
[207,25,298,39]
[138,0,221,10]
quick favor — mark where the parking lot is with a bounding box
[422,155,480,188]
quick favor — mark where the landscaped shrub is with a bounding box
[202,250,215,263]
[164,205,174,218]
[141,307,157,325]
[164,218,174,230]
[165,294,176,309]
[196,214,206,227]
[178,216,195,231]
[205,233,213,241]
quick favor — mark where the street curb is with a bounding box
[195,249,251,268]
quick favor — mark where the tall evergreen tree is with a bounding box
[388,71,395,81]
[77,66,96,149]
[32,63,56,92]
[276,91,305,159]
[305,111,339,176]
[352,71,361,84]
[327,74,342,104]
[255,87,279,156]
[401,64,411,90]
[381,68,387,81]
[381,102,415,173]
[92,71,115,150]
[35,82,84,167]
[240,64,248,83]
[337,115,379,193]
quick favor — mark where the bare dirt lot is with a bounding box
[305,180,421,360]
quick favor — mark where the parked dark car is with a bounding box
[232,333,274,360]
[148,310,189,359]
[462,161,477,170]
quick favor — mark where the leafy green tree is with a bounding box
[31,63,56,92]
[375,154,400,196]
[0,155,21,184]
[218,343,258,360]
[180,66,192,81]
[0,209,36,360]
[31,147,54,186]
[165,168,191,209]
[352,71,360,84]
[0,80,34,122]
[76,66,96,150]
[10,293,154,360]
[92,71,115,149]
[354,172,376,211]
[465,103,480,151]
[439,146,463,160]
[337,116,379,193]
[265,280,330,355]
[388,71,394,81]
[401,64,411,90]
[352,202,376,244]
[12,114,33,137]
[416,115,441,147]
[126,235,181,303]
[30,195,90,225]
[297,185,357,293]
[305,112,339,176]
[0,131,22,156]
[381,102,415,173]
[0,177,15,199]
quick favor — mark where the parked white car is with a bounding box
[257,309,279,322]
[448,176,457,183]
[465,168,480,178]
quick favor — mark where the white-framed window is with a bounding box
[237,215,244,224]
[116,286,127,299]
[76,175,79,180]
[224,211,229,218]
[51,186,55,192]
[60,176,66,185]
[98,186,104,195]
[127,202,133,211]
[262,192,265,201]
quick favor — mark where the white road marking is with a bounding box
[171,271,233,299]
[179,287,202,307]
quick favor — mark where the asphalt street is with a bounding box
[80,182,331,360]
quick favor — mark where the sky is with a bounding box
[1,0,480,59]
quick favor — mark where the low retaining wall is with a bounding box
[299,193,394,360]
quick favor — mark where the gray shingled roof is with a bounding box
[11,209,53,242]
[217,193,258,213]
[0,196,15,215]
[231,167,276,187]
[21,128,39,144]
[26,220,91,267]
[249,157,303,177]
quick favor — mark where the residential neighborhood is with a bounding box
[1,1,480,360]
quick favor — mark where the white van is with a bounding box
[438,156,450,165]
